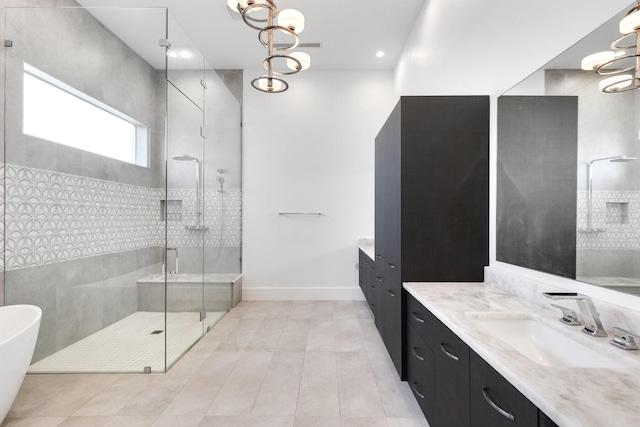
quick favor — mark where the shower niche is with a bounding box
[2,6,242,373]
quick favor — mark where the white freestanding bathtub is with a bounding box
[0,305,42,423]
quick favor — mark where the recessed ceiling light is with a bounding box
[167,51,178,58]
[376,51,385,58]
[179,50,193,59]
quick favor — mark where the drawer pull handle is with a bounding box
[411,347,425,361]
[412,312,425,323]
[387,263,396,269]
[387,290,396,297]
[440,343,459,361]
[482,387,515,421]
[376,277,383,282]
[410,382,425,399]
[376,255,382,259]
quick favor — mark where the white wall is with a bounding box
[242,70,395,300]
[242,0,633,301]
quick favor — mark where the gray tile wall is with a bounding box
[5,246,163,362]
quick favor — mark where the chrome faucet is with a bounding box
[610,327,640,350]
[543,293,607,337]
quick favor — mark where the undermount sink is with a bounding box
[468,313,637,369]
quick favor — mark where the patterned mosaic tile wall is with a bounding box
[577,190,640,250]
[4,164,242,271]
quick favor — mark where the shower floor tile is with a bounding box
[28,311,226,374]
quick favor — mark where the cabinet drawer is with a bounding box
[470,350,538,427]
[406,325,436,422]
[407,292,439,348]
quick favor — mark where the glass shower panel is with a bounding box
[3,7,169,373]
[202,69,242,325]
[165,53,207,369]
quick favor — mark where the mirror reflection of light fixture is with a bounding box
[228,0,310,93]
[581,1,640,93]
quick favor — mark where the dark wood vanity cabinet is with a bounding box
[406,293,560,427]
[470,350,538,427]
[407,292,470,426]
[374,96,490,378]
[358,249,378,315]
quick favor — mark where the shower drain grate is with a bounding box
[150,330,164,335]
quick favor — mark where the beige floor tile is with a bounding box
[296,352,340,417]
[73,374,148,416]
[104,416,157,427]
[7,301,426,427]
[206,351,273,416]
[387,418,429,427]
[252,352,305,416]
[276,319,310,352]
[162,352,242,416]
[56,417,113,427]
[116,376,184,416]
[0,417,66,427]
[7,376,79,418]
[334,321,365,352]
[336,352,385,418]
[367,352,424,418]
[151,415,204,427]
[199,416,248,427]
[340,418,389,427]
[245,416,295,427]
[293,416,341,427]
[29,376,119,417]
[305,325,336,351]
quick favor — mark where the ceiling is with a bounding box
[75,0,426,71]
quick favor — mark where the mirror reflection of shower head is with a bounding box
[172,154,199,162]
[589,155,637,165]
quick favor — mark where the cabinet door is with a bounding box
[406,324,437,425]
[435,316,470,427]
[470,350,538,427]
[358,250,366,294]
[539,411,559,427]
[380,276,403,378]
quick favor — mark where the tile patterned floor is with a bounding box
[29,312,227,373]
[3,301,429,427]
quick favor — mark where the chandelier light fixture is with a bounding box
[227,0,311,93]
[581,1,640,93]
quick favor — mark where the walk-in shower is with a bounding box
[2,6,242,373]
[583,155,637,232]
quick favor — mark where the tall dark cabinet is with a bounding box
[374,96,489,378]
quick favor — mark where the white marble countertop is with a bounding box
[404,281,640,427]
[357,237,375,260]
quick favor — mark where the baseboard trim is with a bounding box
[242,286,366,301]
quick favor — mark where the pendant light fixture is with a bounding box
[228,0,311,93]
[581,1,640,93]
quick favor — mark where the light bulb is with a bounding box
[620,10,640,34]
[278,9,305,34]
[259,77,283,92]
[581,51,615,70]
[227,0,241,12]
[287,52,311,71]
[599,74,633,92]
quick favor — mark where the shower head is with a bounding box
[610,155,637,163]
[172,154,199,162]
[589,155,637,165]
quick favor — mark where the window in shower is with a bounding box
[22,63,148,167]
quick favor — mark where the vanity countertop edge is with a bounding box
[403,281,640,427]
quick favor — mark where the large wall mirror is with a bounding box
[498,2,640,297]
